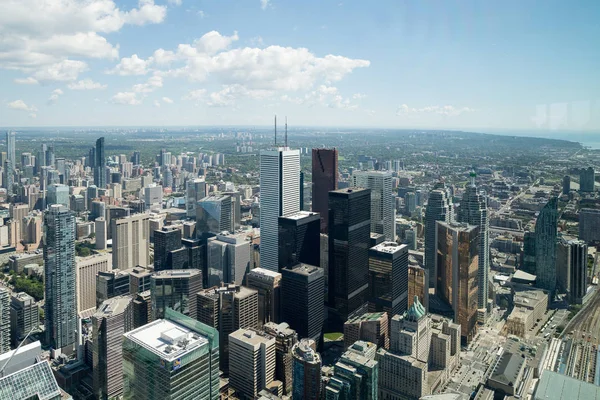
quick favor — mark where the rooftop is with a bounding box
[247,267,282,279]
[535,370,600,400]
[280,210,319,221]
[152,269,201,279]
[371,241,408,254]
[0,361,64,400]
[93,296,132,319]
[347,312,387,323]
[489,351,526,386]
[230,328,275,347]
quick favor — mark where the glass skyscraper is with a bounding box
[94,137,106,188]
[425,182,452,287]
[535,197,559,293]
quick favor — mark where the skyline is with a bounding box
[1,0,599,130]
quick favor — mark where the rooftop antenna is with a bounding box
[274,115,277,146]
[285,116,288,148]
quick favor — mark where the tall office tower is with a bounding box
[325,341,379,400]
[281,264,325,345]
[569,240,588,304]
[535,197,558,293]
[278,211,320,269]
[343,312,389,350]
[106,206,130,239]
[206,232,252,286]
[154,226,182,271]
[143,185,163,210]
[292,339,322,400]
[259,145,301,272]
[9,292,39,347]
[96,269,131,306]
[264,322,298,394]
[352,170,395,241]
[229,328,277,399]
[111,213,150,269]
[46,144,55,168]
[186,178,207,217]
[122,308,220,400]
[132,291,151,329]
[436,221,479,343]
[40,143,48,168]
[222,191,242,230]
[562,175,571,195]
[408,265,429,310]
[579,208,600,242]
[457,174,490,312]
[95,217,107,250]
[150,269,202,319]
[377,300,461,400]
[6,131,15,164]
[425,183,453,287]
[0,288,9,353]
[131,151,141,166]
[404,192,417,215]
[94,137,106,188]
[312,148,338,233]
[88,146,96,169]
[10,203,29,242]
[93,296,133,400]
[44,204,77,352]
[197,285,258,373]
[368,241,409,316]
[196,195,233,235]
[521,231,537,274]
[47,183,69,207]
[246,268,282,326]
[328,188,371,326]
[579,167,595,192]
[76,253,111,315]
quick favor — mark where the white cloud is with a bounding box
[111,92,142,105]
[132,75,163,93]
[108,54,149,75]
[32,60,88,83]
[168,0,183,6]
[194,31,239,55]
[396,104,475,117]
[7,100,37,112]
[14,77,39,85]
[68,79,107,90]
[162,97,174,104]
[48,88,64,104]
[184,89,207,101]
[352,93,366,99]
[281,85,359,110]
[260,0,270,10]
[125,0,167,25]
[153,100,161,107]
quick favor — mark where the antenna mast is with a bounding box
[274,115,277,146]
[285,116,288,148]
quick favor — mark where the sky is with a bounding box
[0,0,599,130]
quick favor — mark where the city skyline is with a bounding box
[1,1,599,131]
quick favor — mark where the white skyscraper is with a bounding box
[352,170,395,241]
[259,145,300,272]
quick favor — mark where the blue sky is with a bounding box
[0,0,599,130]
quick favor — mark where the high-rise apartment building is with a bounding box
[328,188,371,326]
[206,232,252,286]
[263,322,298,395]
[151,269,202,319]
[93,296,133,400]
[343,312,389,350]
[352,170,395,241]
[368,241,409,316]
[196,284,259,373]
[535,197,558,293]
[436,221,479,343]
[229,328,277,399]
[5,131,16,196]
[424,183,452,287]
[259,147,300,272]
[186,178,207,218]
[153,226,182,271]
[94,137,106,188]
[47,183,70,207]
[521,231,537,274]
[122,308,220,400]
[292,339,321,400]
[278,211,320,269]
[246,267,282,326]
[311,148,338,233]
[9,292,38,347]
[579,167,595,192]
[0,288,10,353]
[281,264,325,346]
[111,213,150,269]
[579,208,600,243]
[44,204,77,352]
[408,265,429,310]
[76,253,111,315]
[196,195,233,235]
[325,341,379,400]
[562,175,571,195]
[457,175,490,312]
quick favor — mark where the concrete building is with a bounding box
[352,170,395,241]
[325,341,379,400]
[377,298,460,400]
[246,267,282,326]
[10,292,39,347]
[579,208,600,243]
[76,253,112,315]
[312,148,338,233]
[368,241,409,316]
[408,265,429,311]
[150,269,202,319]
[111,213,150,269]
[292,338,322,400]
[207,232,252,286]
[259,146,301,272]
[122,309,220,400]
[278,211,320,270]
[143,185,163,210]
[229,328,277,400]
[486,351,526,396]
[505,289,548,338]
[0,288,9,353]
[425,183,452,287]
[93,296,133,400]
[94,217,107,250]
[263,322,298,395]
[436,221,479,343]
[344,312,389,350]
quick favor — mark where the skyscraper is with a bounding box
[457,174,490,312]
[325,341,379,400]
[424,183,452,287]
[521,231,537,274]
[0,288,10,353]
[9,292,39,347]
[196,195,233,235]
[436,221,479,343]
[94,137,106,188]
[44,204,77,352]
[535,197,558,293]
[5,131,16,196]
[569,240,588,304]
[206,232,252,286]
[292,339,322,400]
[122,308,220,400]
[579,208,600,242]
[263,321,298,395]
[153,226,182,271]
[579,167,595,192]
[111,213,150,269]
[246,267,282,326]
[151,269,202,319]
[312,148,338,233]
[278,211,320,270]
[562,175,571,195]
[259,146,300,272]
[93,296,133,400]
[328,188,371,326]
[352,170,395,241]
[281,264,325,346]
[368,241,409,316]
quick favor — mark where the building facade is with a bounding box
[368,242,409,316]
[246,268,282,326]
[292,338,322,400]
[424,183,452,287]
[535,197,558,293]
[278,211,321,270]
[311,148,338,233]
[352,171,395,241]
[150,269,202,319]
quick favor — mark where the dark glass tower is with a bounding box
[535,197,558,293]
[368,242,409,316]
[94,137,106,188]
[154,226,182,271]
[328,187,371,327]
[312,148,338,233]
[424,182,452,287]
[278,211,320,270]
